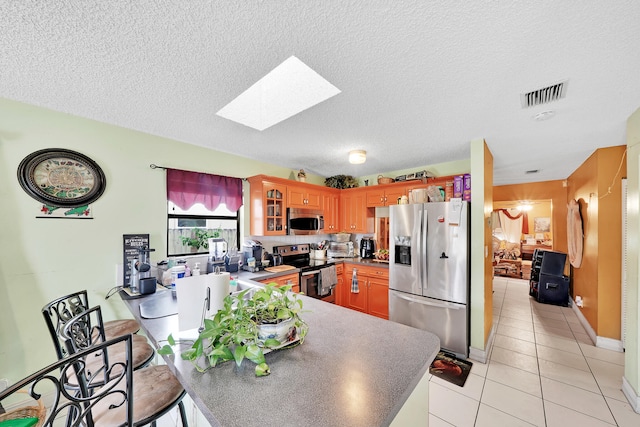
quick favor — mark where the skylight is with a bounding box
[216,56,341,131]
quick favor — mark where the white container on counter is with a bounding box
[311,249,327,259]
[171,265,186,292]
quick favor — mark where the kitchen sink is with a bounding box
[231,279,261,299]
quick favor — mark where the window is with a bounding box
[165,168,243,257]
[168,201,240,256]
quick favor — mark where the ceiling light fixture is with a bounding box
[518,201,533,211]
[349,150,366,164]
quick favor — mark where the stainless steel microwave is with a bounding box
[287,208,324,235]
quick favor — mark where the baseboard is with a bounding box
[595,336,624,352]
[571,298,624,352]
[469,323,496,364]
[622,376,640,414]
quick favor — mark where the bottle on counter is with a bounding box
[193,263,201,276]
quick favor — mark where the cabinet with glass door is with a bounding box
[248,176,287,236]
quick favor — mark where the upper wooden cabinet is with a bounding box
[247,174,462,236]
[247,176,288,236]
[340,188,372,233]
[288,184,322,209]
[366,187,407,207]
[322,189,340,233]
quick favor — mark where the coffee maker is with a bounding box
[242,240,263,272]
[130,246,157,294]
[360,237,376,259]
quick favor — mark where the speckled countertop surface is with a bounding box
[233,257,389,283]
[121,277,438,427]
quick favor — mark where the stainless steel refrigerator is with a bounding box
[389,200,470,358]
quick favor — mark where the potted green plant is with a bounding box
[159,283,308,377]
[324,174,359,189]
[180,228,220,251]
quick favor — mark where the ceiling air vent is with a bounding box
[520,80,568,108]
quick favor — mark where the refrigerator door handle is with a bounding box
[420,206,426,291]
[392,291,465,310]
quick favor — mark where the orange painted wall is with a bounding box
[567,145,626,339]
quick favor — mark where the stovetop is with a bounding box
[273,243,335,271]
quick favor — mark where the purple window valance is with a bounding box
[166,168,243,212]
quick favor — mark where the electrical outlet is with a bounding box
[0,378,8,391]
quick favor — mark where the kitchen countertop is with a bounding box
[341,257,390,267]
[232,258,389,283]
[120,279,439,427]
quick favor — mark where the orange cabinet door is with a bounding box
[248,177,287,236]
[367,276,389,319]
[288,185,322,209]
[384,188,406,206]
[366,188,406,207]
[365,189,386,207]
[341,190,370,233]
[345,266,368,313]
[322,191,340,233]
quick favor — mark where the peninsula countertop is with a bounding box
[120,282,439,427]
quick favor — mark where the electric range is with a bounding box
[272,244,336,303]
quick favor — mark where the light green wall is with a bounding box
[626,107,640,404]
[0,98,301,382]
[469,139,488,352]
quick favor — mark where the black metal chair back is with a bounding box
[0,334,134,427]
[42,290,93,359]
[61,305,107,355]
[61,307,189,427]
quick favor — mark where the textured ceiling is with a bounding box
[2,1,640,185]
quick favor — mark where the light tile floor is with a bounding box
[428,277,640,426]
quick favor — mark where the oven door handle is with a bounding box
[301,270,320,277]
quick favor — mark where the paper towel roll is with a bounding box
[175,272,230,332]
[208,271,230,315]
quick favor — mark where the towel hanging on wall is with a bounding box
[567,199,583,268]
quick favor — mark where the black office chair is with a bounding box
[0,334,135,427]
[62,306,188,427]
[42,290,152,368]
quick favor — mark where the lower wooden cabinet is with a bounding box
[258,272,300,293]
[341,263,389,319]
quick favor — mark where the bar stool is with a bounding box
[62,306,156,384]
[43,290,140,347]
[42,291,153,369]
[63,306,188,427]
[0,334,137,427]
